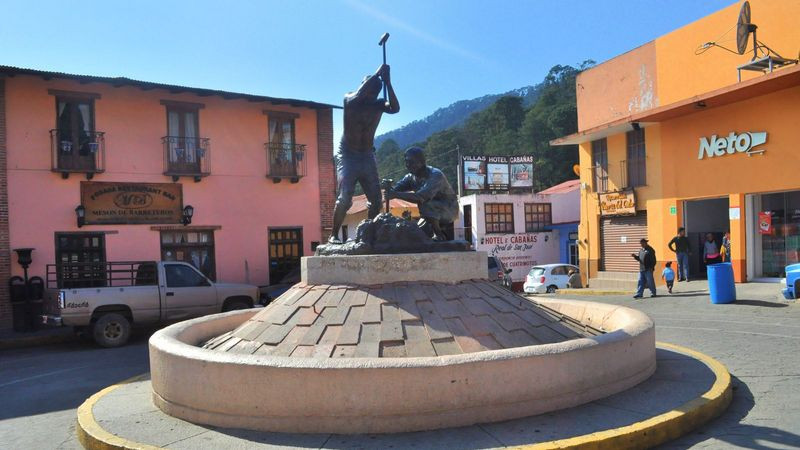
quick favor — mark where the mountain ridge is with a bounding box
[375,84,542,150]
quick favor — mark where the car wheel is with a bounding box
[223,300,251,312]
[93,313,131,348]
[546,285,558,294]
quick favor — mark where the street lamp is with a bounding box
[75,205,86,228]
[182,205,194,226]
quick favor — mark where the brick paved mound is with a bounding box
[202,280,594,357]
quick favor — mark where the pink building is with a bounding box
[0,65,337,332]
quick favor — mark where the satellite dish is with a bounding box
[736,1,756,57]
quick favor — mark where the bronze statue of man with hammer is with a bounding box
[328,34,399,243]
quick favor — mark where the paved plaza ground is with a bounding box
[0,280,798,449]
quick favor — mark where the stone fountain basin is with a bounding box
[149,297,655,434]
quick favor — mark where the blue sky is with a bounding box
[1,0,734,144]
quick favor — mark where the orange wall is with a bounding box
[655,0,800,105]
[6,75,326,285]
[577,42,658,131]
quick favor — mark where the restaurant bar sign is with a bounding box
[598,190,636,216]
[80,182,183,225]
[462,155,534,192]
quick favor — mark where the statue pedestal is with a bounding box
[301,251,487,285]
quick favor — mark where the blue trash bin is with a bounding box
[708,262,736,304]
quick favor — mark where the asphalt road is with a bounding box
[0,330,150,449]
[1,282,798,449]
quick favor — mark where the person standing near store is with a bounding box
[668,227,691,282]
[721,230,732,263]
[704,233,721,265]
[631,238,657,298]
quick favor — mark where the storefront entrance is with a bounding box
[684,197,729,279]
[749,190,800,279]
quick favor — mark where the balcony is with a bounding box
[162,136,211,182]
[50,129,105,179]
[266,142,306,183]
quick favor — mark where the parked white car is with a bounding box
[523,264,580,294]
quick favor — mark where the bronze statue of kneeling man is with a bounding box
[384,147,458,240]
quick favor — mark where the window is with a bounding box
[165,264,209,288]
[591,139,608,193]
[550,265,569,276]
[525,203,552,232]
[55,233,106,288]
[267,113,305,180]
[485,203,514,234]
[54,97,98,171]
[626,128,646,187]
[160,230,216,280]
[162,101,207,176]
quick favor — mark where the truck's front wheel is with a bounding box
[93,313,131,348]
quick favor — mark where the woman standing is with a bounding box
[704,233,721,266]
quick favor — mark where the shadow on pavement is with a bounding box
[658,376,800,449]
[730,299,788,308]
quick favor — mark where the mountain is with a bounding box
[375,61,595,193]
[374,85,542,150]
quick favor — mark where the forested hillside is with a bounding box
[374,85,542,150]
[376,61,594,193]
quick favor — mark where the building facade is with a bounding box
[0,66,336,331]
[458,180,580,286]
[553,0,800,286]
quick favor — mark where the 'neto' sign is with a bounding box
[698,131,767,160]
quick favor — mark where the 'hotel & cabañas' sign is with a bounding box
[598,190,636,216]
[80,182,183,225]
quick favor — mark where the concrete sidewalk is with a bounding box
[82,345,724,449]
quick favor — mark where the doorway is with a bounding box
[684,197,729,278]
[268,227,303,285]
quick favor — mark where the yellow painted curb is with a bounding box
[76,342,731,450]
[76,373,164,450]
[514,341,732,450]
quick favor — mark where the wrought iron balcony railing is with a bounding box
[162,136,210,181]
[50,129,105,179]
[266,142,307,183]
[590,165,608,193]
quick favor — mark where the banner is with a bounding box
[81,182,183,225]
[462,156,486,191]
[758,212,773,235]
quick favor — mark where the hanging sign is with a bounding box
[758,212,773,235]
[80,182,183,225]
[598,190,636,216]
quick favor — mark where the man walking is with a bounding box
[668,227,690,281]
[631,238,657,298]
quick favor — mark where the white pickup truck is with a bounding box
[42,261,260,347]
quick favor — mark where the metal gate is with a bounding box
[600,212,648,272]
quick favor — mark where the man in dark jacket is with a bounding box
[631,238,657,298]
[668,227,690,281]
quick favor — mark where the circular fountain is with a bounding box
[149,251,655,434]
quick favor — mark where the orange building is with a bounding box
[553,0,800,288]
[0,65,337,332]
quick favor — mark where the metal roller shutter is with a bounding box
[600,212,648,272]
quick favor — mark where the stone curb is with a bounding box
[553,289,631,296]
[76,374,163,450]
[75,342,732,450]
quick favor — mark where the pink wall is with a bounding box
[5,75,327,285]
